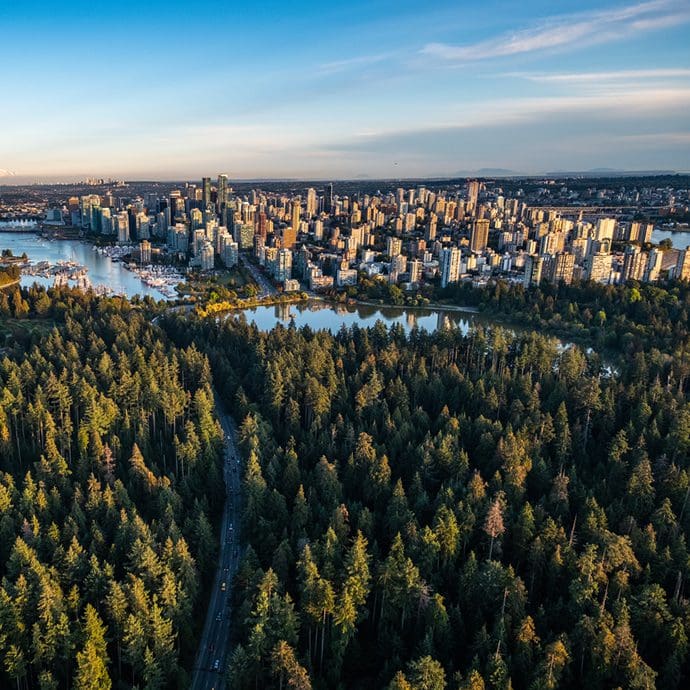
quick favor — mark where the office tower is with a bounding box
[217,174,228,209]
[674,249,690,281]
[202,177,212,209]
[306,187,317,217]
[523,255,544,287]
[440,247,461,288]
[470,219,490,253]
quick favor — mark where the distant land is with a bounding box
[1,169,688,187]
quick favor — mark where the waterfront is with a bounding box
[0,231,175,300]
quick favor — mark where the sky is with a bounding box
[1,0,689,181]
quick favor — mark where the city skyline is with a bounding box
[2,0,689,181]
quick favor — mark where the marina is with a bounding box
[0,231,180,300]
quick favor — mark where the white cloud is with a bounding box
[421,1,690,62]
[514,68,690,83]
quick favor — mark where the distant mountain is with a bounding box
[454,168,523,177]
[545,169,678,177]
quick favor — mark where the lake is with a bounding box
[0,231,172,300]
[650,228,690,249]
[230,300,486,335]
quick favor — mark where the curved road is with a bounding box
[190,392,242,690]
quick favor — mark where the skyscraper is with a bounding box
[470,219,490,253]
[325,183,334,213]
[467,180,479,213]
[202,177,212,209]
[217,174,228,210]
[306,188,317,218]
[291,199,301,233]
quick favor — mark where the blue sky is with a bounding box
[1,0,689,180]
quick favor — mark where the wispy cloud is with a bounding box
[512,68,690,83]
[318,53,392,75]
[341,87,690,143]
[421,1,690,62]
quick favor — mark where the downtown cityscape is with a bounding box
[2,1,690,690]
[1,174,689,304]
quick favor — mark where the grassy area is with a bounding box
[177,266,255,300]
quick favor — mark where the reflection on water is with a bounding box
[0,232,171,300]
[235,300,480,335]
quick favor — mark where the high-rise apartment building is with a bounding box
[470,219,490,253]
[282,225,297,249]
[523,255,544,287]
[291,200,301,233]
[387,236,403,257]
[629,221,654,244]
[551,252,575,285]
[644,248,663,282]
[584,253,612,283]
[467,180,479,213]
[675,249,690,281]
[622,246,647,281]
[440,247,461,288]
[595,218,616,243]
[275,248,293,281]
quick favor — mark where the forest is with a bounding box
[163,286,690,689]
[0,286,224,689]
[439,279,690,359]
[1,276,689,689]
